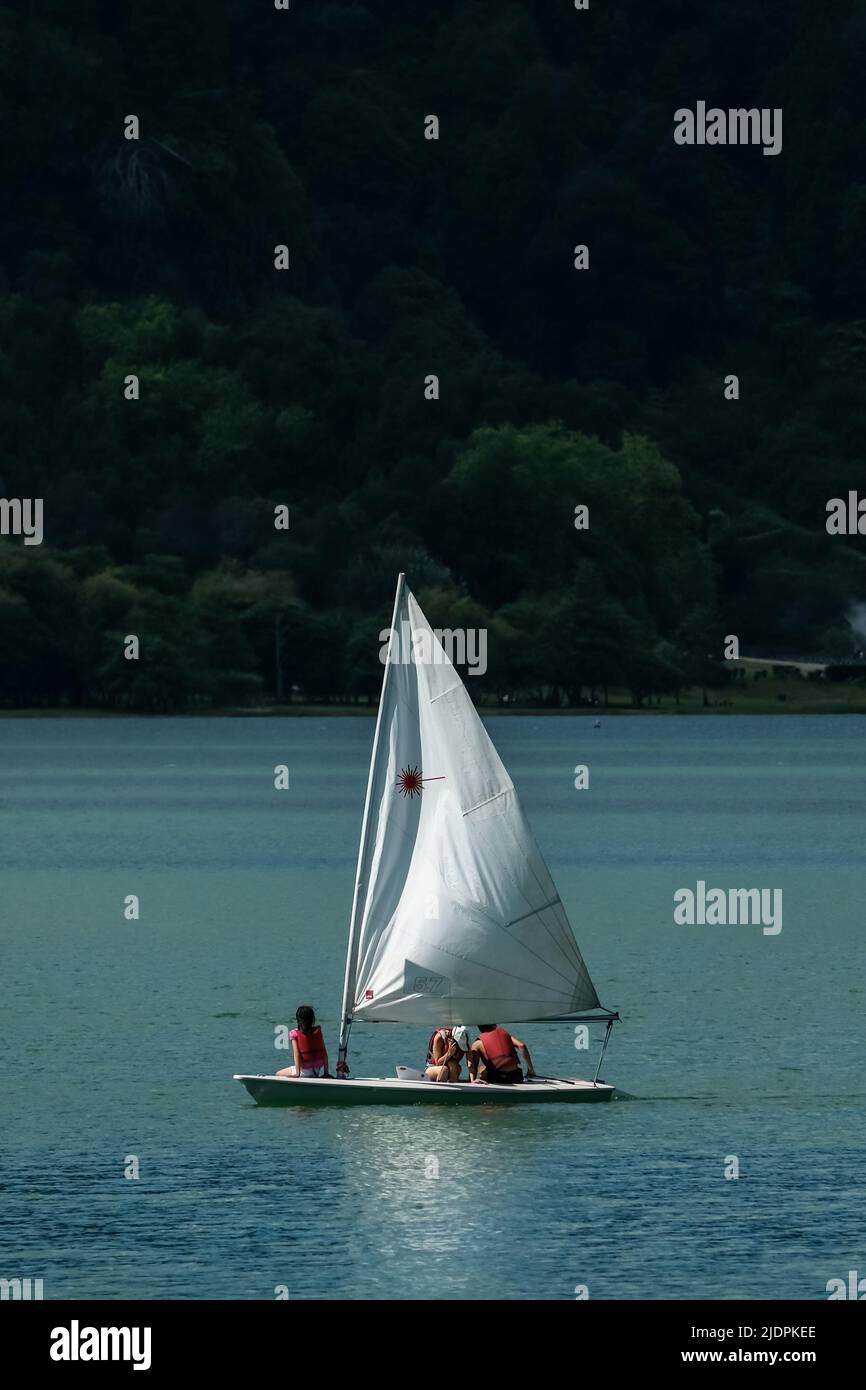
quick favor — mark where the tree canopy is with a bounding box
[1,1,863,709]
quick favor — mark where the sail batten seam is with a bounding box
[430,684,461,703]
[462,788,513,816]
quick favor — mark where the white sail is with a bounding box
[343,577,601,1028]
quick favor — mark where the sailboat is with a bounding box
[235,575,618,1106]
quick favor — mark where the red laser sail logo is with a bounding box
[395,766,444,798]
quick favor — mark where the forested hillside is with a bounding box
[1,0,864,707]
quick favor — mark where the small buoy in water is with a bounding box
[593,719,601,729]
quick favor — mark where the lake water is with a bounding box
[1,715,864,1300]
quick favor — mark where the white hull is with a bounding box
[234,1072,615,1106]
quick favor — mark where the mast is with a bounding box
[336,572,405,1075]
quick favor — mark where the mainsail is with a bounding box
[338,575,600,1059]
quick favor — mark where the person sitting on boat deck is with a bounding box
[276,1005,330,1078]
[469,1024,535,1085]
[424,1024,469,1083]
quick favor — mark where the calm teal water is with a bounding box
[1,715,864,1300]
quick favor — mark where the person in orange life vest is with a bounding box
[424,1025,469,1083]
[469,1024,535,1085]
[276,1005,330,1078]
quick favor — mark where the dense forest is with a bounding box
[1,0,865,709]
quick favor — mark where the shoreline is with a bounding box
[2,702,865,719]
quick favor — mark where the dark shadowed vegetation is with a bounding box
[1,1,864,709]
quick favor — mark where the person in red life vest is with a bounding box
[276,1005,330,1078]
[469,1024,535,1085]
[424,1025,469,1082]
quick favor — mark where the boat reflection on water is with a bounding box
[329,1103,605,1281]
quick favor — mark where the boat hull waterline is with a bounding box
[234,1073,616,1106]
